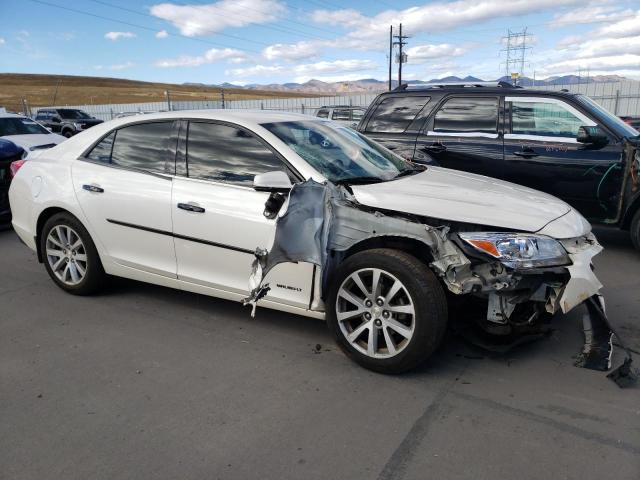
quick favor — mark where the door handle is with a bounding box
[422,143,447,153]
[177,202,205,213]
[513,150,539,159]
[82,184,104,193]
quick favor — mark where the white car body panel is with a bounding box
[1,133,65,151]
[8,109,599,321]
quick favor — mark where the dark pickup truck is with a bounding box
[357,82,640,249]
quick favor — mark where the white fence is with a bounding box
[29,81,640,121]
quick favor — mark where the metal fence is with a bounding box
[29,81,640,121]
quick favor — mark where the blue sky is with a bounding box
[1,0,639,85]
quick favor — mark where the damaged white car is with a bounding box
[8,111,632,380]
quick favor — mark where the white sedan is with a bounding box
[0,113,66,157]
[9,110,606,373]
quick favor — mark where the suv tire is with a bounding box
[326,248,448,374]
[41,212,105,295]
[631,209,640,251]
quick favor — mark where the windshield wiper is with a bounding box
[335,176,385,185]
[394,165,427,179]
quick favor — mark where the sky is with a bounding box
[1,0,639,85]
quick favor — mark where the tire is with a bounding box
[631,209,640,251]
[326,248,448,374]
[62,129,74,138]
[40,212,105,295]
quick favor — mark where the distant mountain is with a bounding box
[187,74,634,94]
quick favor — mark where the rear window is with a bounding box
[433,97,498,134]
[365,96,430,133]
[316,109,329,119]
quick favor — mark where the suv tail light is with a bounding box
[9,160,26,179]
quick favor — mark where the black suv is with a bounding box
[35,108,103,138]
[357,82,640,248]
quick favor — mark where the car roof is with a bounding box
[0,113,29,118]
[379,85,578,98]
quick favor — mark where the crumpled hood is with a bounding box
[0,133,65,151]
[351,166,573,234]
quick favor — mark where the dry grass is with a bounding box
[0,73,313,112]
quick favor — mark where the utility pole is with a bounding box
[501,28,531,85]
[388,25,393,91]
[164,90,172,111]
[393,24,409,88]
[220,89,225,109]
[51,79,61,105]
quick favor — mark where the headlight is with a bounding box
[73,122,83,129]
[458,232,570,269]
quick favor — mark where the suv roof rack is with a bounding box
[393,81,520,91]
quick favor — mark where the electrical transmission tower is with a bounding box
[501,28,531,85]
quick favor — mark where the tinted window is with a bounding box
[332,109,351,121]
[86,132,115,163]
[110,122,173,172]
[58,109,91,120]
[316,109,329,119]
[511,101,588,138]
[0,117,50,136]
[186,122,285,186]
[365,96,430,133]
[433,97,498,134]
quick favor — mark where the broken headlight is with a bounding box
[458,233,570,269]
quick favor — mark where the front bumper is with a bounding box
[557,237,603,313]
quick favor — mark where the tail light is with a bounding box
[9,160,26,179]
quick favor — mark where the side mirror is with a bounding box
[577,125,608,146]
[253,170,292,192]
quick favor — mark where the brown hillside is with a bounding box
[0,73,316,112]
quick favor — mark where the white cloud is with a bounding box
[549,6,630,28]
[406,44,467,63]
[94,62,135,71]
[594,10,640,38]
[263,41,319,61]
[226,59,378,80]
[155,48,247,67]
[0,38,5,46]
[105,31,136,41]
[156,30,169,39]
[150,0,286,36]
[542,54,640,75]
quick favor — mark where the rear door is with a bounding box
[171,120,314,308]
[415,95,504,178]
[502,96,623,221]
[361,95,432,161]
[71,120,178,276]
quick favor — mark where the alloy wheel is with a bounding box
[46,225,88,286]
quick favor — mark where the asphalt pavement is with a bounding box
[1,226,639,480]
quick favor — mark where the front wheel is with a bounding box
[326,249,448,374]
[41,212,106,295]
[631,209,640,251]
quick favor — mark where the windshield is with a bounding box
[261,120,419,183]
[0,117,50,136]
[58,109,92,119]
[576,95,638,137]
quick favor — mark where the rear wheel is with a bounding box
[631,209,640,251]
[41,212,105,295]
[62,129,74,138]
[326,248,448,374]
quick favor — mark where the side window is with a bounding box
[86,131,115,163]
[186,122,285,186]
[316,108,330,119]
[332,109,351,121]
[365,96,430,133]
[511,101,587,138]
[110,122,173,173]
[352,109,364,122]
[433,97,498,134]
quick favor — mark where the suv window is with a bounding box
[433,97,498,134]
[186,122,285,186]
[316,108,330,119]
[511,100,587,138]
[332,109,351,121]
[85,122,173,172]
[365,96,430,133]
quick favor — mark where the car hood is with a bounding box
[351,166,575,235]
[0,133,65,151]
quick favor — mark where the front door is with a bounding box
[71,121,178,276]
[171,120,314,309]
[415,95,504,179]
[502,96,624,221]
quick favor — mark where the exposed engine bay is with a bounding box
[243,179,637,387]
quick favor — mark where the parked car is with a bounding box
[9,111,607,373]
[0,112,66,154]
[357,82,640,249]
[315,105,365,128]
[0,139,25,228]
[35,108,103,137]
